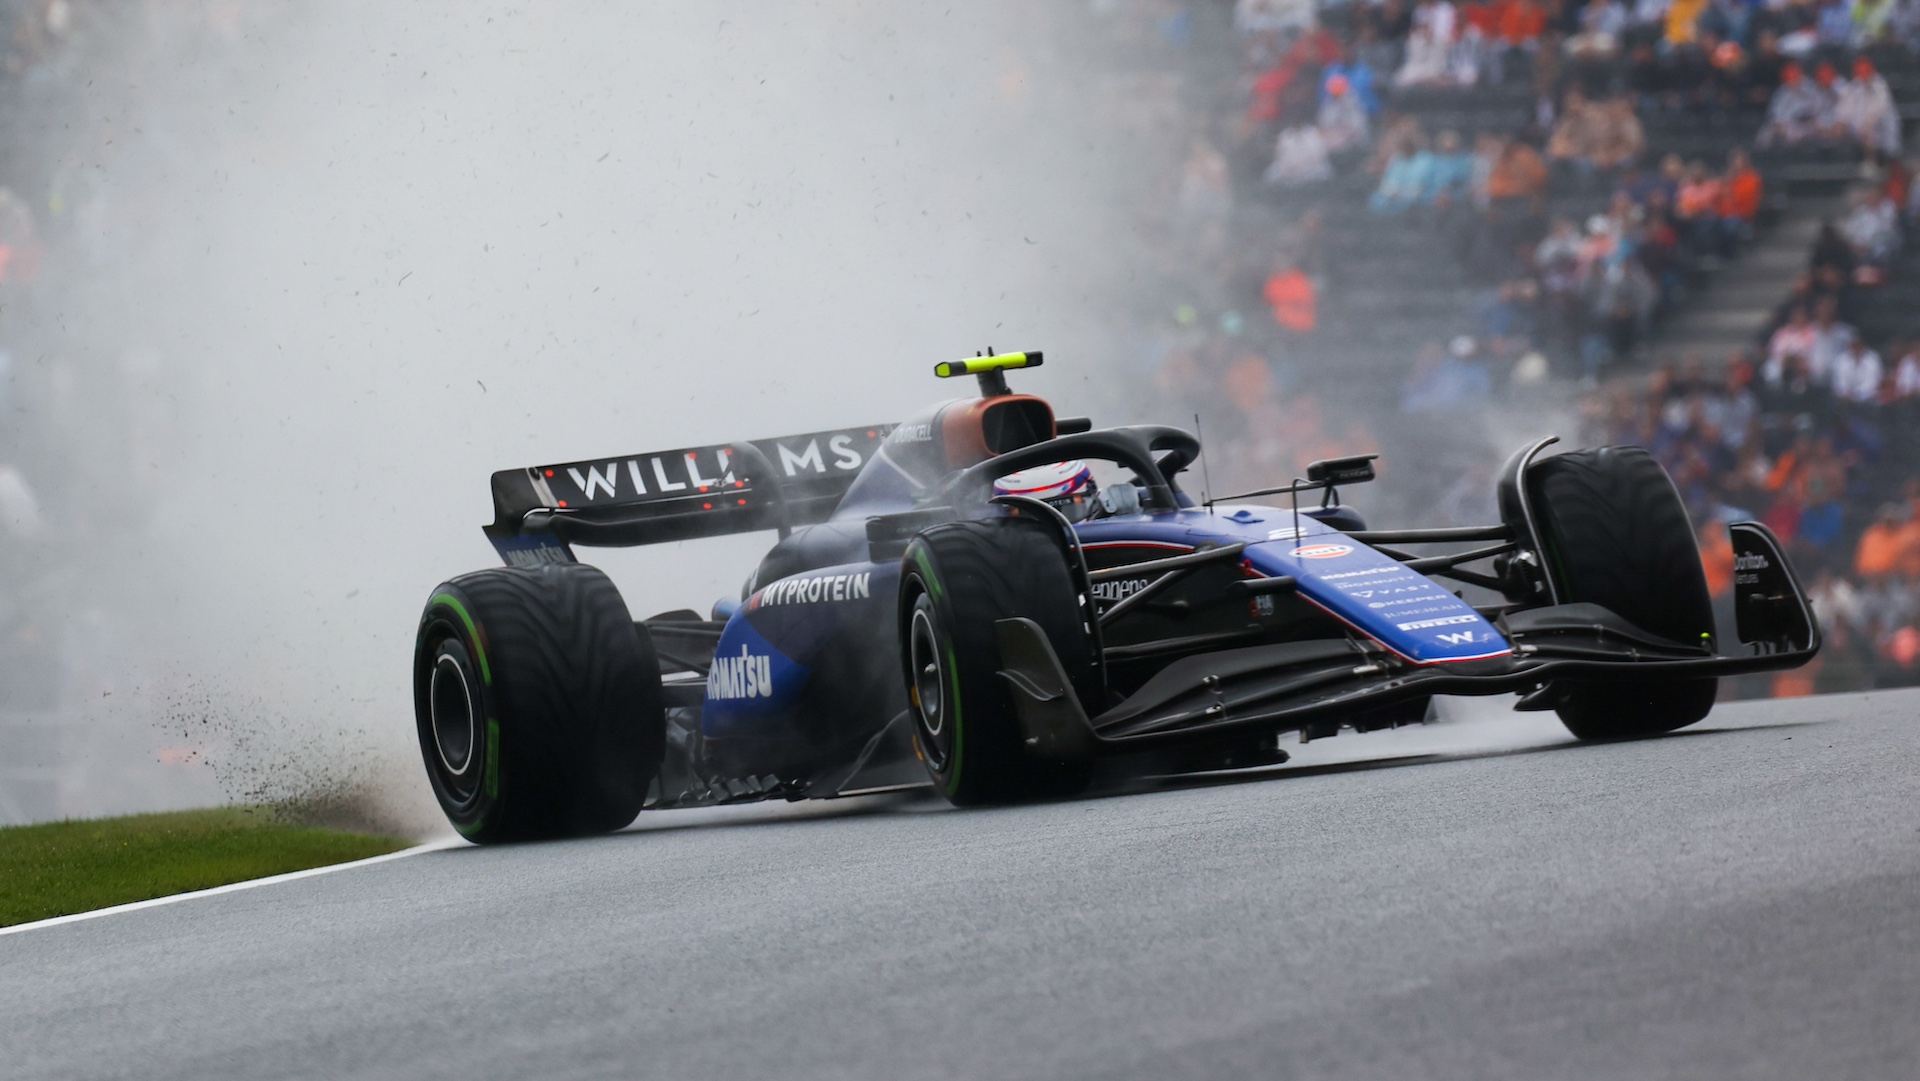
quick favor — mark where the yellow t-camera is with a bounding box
[933,350,1043,378]
[935,350,1043,396]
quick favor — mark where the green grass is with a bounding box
[0,808,411,928]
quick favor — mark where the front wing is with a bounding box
[996,522,1820,757]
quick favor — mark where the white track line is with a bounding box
[0,837,464,938]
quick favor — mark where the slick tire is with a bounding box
[413,563,665,843]
[1528,445,1718,741]
[899,517,1098,806]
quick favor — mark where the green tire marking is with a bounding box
[431,592,491,686]
[910,547,945,603]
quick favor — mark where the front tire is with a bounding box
[899,518,1098,805]
[1528,446,1718,740]
[413,563,665,842]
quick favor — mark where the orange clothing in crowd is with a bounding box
[1264,269,1317,332]
[1486,142,1549,199]
[1676,178,1723,218]
[1666,0,1709,44]
[1499,0,1547,43]
[1699,527,1735,597]
[1246,28,1344,123]
[1718,167,1763,221]
[1462,0,1503,36]
[1765,448,1805,493]
[1855,520,1920,577]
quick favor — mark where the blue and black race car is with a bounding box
[413,352,1820,842]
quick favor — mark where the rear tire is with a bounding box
[899,517,1097,805]
[1528,446,1718,740]
[413,563,665,842]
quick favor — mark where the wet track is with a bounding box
[4,689,1918,1081]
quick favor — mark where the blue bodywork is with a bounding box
[464,364,1827,814]
[696,484,1507,783]
[1076,510,1508,665]
[474,384,1821,809]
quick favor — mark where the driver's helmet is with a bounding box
[993,460,1098,522]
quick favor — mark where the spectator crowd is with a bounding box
[1585,167,1920,690]
[1107,0,1920,694]
[1238,5,1914,378]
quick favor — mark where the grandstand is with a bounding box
[1118,0,1920,693]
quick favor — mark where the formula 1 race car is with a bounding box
[413,351,1820,842]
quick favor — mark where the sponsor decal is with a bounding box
[1351,585,1432,599]
[1373,604,1454,621]
[1322,566,1405,581]
[706,645,774,700]
[1092,577,1151,603]
[490,533,575,568]
[887,422,934,444]
[776,441,824,475]
[1366,596,1447,609]
[752,571,872,608]
[698,617,814,736]
[1435,631,1482,646]
[552,449,743,504]
[537,427,891,508]
[1734,550,1771,586]
[1382,606,1451,622]
[771,431,872,476]
[1396,614,1479,631]
[1291,543,1353,559]
[1266,526,1306,541]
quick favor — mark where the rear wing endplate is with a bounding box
[484,424,893,565]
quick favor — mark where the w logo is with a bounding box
[1435,632,1478,646]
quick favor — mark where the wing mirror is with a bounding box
[1305,455,1378,487]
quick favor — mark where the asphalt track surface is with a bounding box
[4,690,1917,1080]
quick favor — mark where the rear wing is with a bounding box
[484,424,893,565]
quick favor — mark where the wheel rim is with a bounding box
[908,598,951,771]
[429,649,479,795]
